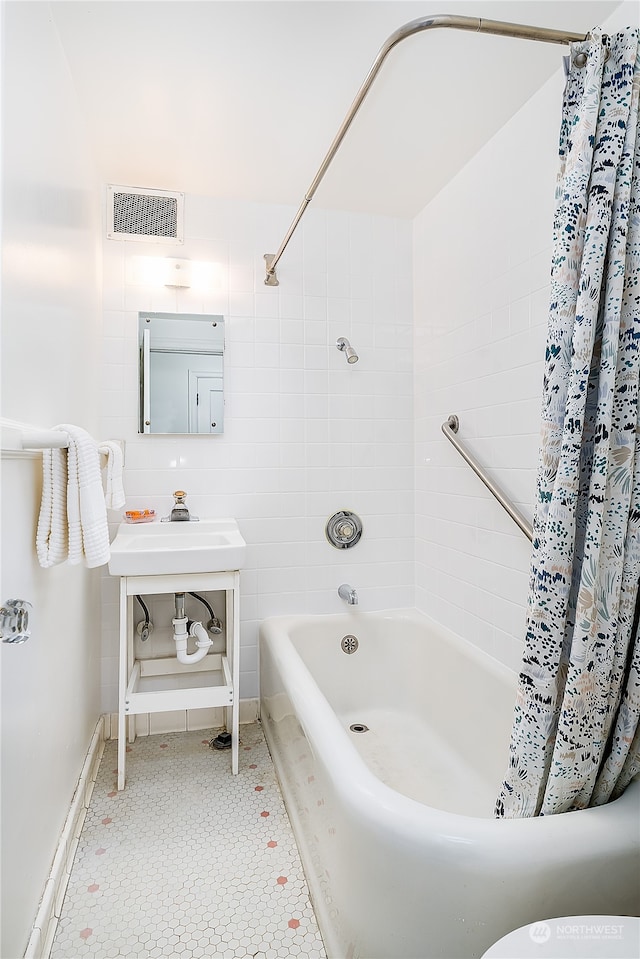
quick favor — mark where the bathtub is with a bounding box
[259,609,640,959]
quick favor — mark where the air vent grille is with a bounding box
[107,185,184,243]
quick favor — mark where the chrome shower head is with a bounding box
[336,336,359,364]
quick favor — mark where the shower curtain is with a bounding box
[496,26,640,818]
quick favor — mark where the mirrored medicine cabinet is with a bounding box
[138,311,224,434]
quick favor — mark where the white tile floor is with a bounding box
[51,724,326,959]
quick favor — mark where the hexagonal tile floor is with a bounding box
[51,724,326,958]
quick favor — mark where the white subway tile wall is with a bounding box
[100,60,588,709]
[100,199,414,711]
[413,70,567,672]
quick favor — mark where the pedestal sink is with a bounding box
[108,518,246,576]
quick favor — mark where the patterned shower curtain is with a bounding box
[496,26,640,819]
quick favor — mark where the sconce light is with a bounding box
[129,255,221,292]
[164,257,192,288]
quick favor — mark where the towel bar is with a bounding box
[0,419,69,455]
[1,420,125,463]
[20,430,69,450]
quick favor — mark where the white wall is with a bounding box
[0,4,102,956]
[413,0,638,670]
[98,199,414,710]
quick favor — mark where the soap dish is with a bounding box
[124,509,156,524]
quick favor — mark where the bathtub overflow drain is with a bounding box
[341,634,359,654]
[349,723,369,734]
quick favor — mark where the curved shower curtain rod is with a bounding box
[263,12,588,285]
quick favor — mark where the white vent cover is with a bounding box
[106,185,184,243]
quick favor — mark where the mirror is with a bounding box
[138,312,224,434]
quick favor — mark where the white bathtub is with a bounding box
[259,609,640,959]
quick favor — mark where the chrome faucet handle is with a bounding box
[160,490,199,522]
[174,491,199,520]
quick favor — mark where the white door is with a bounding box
[188,372,223,433]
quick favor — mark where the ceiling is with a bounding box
[50,0,622,218]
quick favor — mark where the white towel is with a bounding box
[36,446,69,568]
[36,425,110,569]
[99,440,126,510]
[61,424,110,568]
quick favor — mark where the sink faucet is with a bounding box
[161,490,199,523]
[338,583,358,605]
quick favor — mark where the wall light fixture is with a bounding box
[164,257,192,288]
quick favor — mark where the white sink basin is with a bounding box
[108,518,246,576]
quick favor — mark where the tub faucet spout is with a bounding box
[338,584,358,605]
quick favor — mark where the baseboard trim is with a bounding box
[24,717,106,959]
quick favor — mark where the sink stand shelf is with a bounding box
[117,569,240,789]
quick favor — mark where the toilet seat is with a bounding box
[482,915,640,958]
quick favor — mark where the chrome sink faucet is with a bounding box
[161,490,199,523]
[338,583,358,605]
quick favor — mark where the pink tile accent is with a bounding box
[87,884,99,894]
[260,811,270,818]
[277,876,288,886]
[255,786,264,792]
[95,848,107,856]
[101,817,112,825]
[288,919,300,929]
[107,791,117,798]
[249,763,257,769]
[160,743,168,749]
[79,928,93,940]
[267,841,278,848]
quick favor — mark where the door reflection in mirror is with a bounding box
[138,312,224,434]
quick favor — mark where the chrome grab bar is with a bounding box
[441,415,533,542]
[263,13,587,285]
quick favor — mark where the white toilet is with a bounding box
[482,915,640,959]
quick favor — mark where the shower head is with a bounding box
[336,336,359,364]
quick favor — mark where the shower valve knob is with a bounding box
[325,510,363,550]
